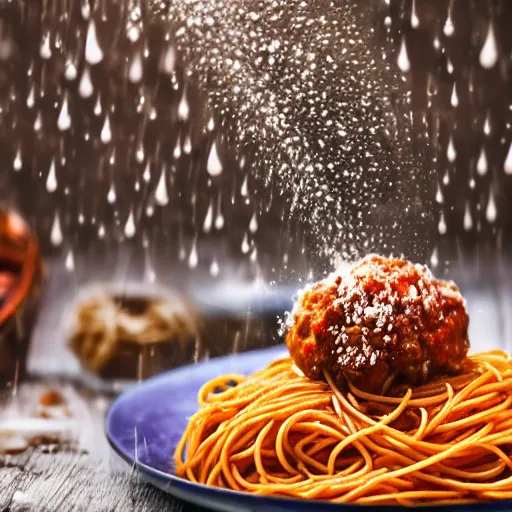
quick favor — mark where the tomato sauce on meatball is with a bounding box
[285,255,469,393]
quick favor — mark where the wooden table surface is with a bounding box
[0,381,207,512]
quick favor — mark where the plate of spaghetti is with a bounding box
[106,256,512,511]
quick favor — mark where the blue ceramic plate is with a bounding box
[106,345,512,512]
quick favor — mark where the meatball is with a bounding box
[285,255,469,393]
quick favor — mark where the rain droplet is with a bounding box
[124,209,136,238]
[438,212,447,235]
[161,45,176,74]
[450,82,458,108]
[397,37,410,73]
[50,212,63,246]
[100,114,112,144]
[410,0,419,29]
[65,249,74,271]
[13,147,22,171]
[430,247,439,268]
[486,189,497,223]
[447,136,456,163]
[250,247,258,263]
[98,223,106,238]
[477,147,487,175]
[155,168,169,206]
[207,141,223,176]
[249,212,258,233]
[173,136,181,159]
[57,94,71,131]
[64,60,77,81]
[443,169,450,185]
[26,84,35,108]
[188,240,198,268]
[178,87,189,121]
[183,134,192,154]
[469,177,476,189]
[107,184,116,203]
[207,117,215,131]
[46,159,57,192]
[446,58,454,74]
[484,112,491,135]
[215,195,224,230]
[463,202,473,231]
[128,52,143,83]
[241,232,250,254]
[435,182,443,204]
[479,22,498,69]
[78,66,94,98]
[443,12,454,37]
[203,200,213,232]
[209,258,219,277]
[40,32,52,59]
[81,0,91,19]
[33,111,42,131]
[504,142,512,175]
[136,143,144,163]
[143,161,151,182]
[85,20,104,65]
[94,94,102,116]
[240,174,249,196]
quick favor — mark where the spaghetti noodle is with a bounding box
[175,350,512,505]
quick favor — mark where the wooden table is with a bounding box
[0,381,206,512]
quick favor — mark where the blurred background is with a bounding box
[0,0,510,389]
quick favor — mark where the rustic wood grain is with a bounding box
[0,381,206,512]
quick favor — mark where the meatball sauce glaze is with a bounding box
[285,255,469,394]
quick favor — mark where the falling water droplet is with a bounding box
[183,134,192,154]
[57,94,71,131]
[430,247,439,268]
[210,258,219,277]
[78,66,94,98]
[46,159,57,192]
[410,0,419,29]
[486,189,497,223]
[81,0,91,19]
[484,112,491,135]
[107,183,116,204]
[203,200,213,232]
[463,202,473,231]
[435,182,443,204]
[40,32,52,59]
[250,247,258,263]
[94,94,102,115]
[438,212,447,235]
[469,177,476,189]
[173,136,181,159]
[446,58,454,74]
[240,174,249,196]
[13,147,22,171]
[178,87,189,121]
[128,52,143,83]
[161,45,176,74]
[207,117,215,131]
[143,161,151,182]
[207,141,223,176]
[215,195,224,230]
[26,84,35,108]
[443,11,454,37]
[50,212,63,246]
[397,37,410,73]
[98,224,106,238]
[124,209,136,238]
[64,60,77,81]
[447,136,456,163]
[136,143,144,163]
[249,212,258,233]
[155,168,169,206]
[443,169,450,185]
[100,114,112,144]
[241,232,250,254]
[479,22,498,69]
[477,147,488,175]
[188,240,198,268]
[85,20,104,65]
[504,142,512,174]
[450,83,458,108]
[65,249,74,271]
[33,111,42,132]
